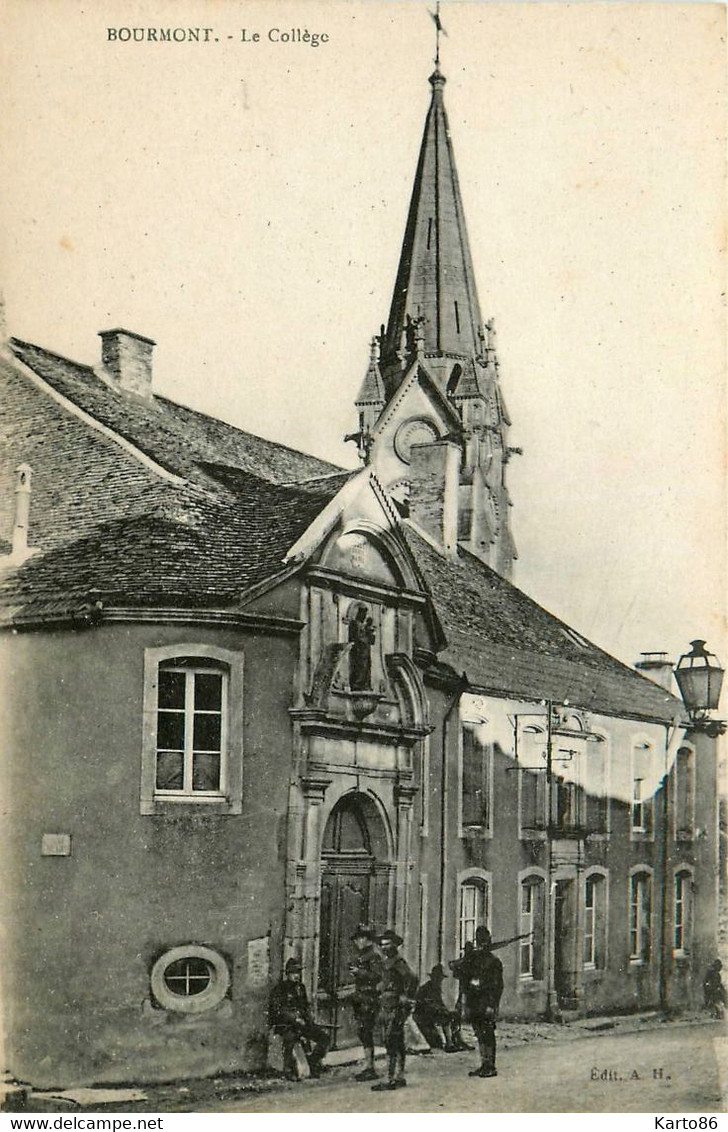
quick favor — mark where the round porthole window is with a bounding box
[150,945,230,1014]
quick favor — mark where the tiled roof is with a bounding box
[2,337,682,723]
[1,338,352,622]
[0,471,347,624]
[403,523,681,723]
[9,339,341,487]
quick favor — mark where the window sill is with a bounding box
[630,831,654,842]
[586,832,610,842]
[518,976,546,992]
[628,957,650,969]
[142,794,241,816]
[519,828,547,841]
[460,825,493,839]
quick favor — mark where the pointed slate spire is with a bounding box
[382,69,484,385]
[350,65,519,579]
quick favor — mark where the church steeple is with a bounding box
[349,65,518,580]
[381,69,485,391]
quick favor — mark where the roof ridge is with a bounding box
[8,342,188,488]
[9,336,344,487]
[155,393,345,472]
[9,337,98,375]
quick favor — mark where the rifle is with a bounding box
[489,931,533,951]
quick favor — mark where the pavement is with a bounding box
[223,1018,726,1114]
[4,1011,724,1114]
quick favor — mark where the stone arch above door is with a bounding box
[319,522,421,593]
[320,787,393,864]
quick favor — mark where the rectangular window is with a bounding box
[584,881,596,967]
[673,872,693,954]
[459,880,488,952]
[583,874,607,969]
[632,777,645,831]
[520,884,535,976]
[520,877,545,979]
[142,646,243,816]
[461,723,491,832]
[631,745,654,837]
[629,872,652,962]
[156,665,227,798]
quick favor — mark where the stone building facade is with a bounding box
[0,66,719,1088]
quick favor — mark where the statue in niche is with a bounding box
[347,603,376,691]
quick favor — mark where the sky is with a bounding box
[1,0,725,676]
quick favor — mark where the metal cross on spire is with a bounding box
[430,1,447,67]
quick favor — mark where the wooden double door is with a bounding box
[317,795,390,1047]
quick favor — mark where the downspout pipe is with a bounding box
[659,721,673,1014]
[544,699,556,1021]
[438,672,468,963]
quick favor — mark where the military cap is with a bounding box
[429,963,448,980]
[475,926,492,947]
[380,929,404,947]
[285,956,303,973]
[351,923,376,942]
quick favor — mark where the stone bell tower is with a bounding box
[348,69,518,579]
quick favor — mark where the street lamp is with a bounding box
[674,640,726,736]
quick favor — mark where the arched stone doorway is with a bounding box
[317,792,392,1047]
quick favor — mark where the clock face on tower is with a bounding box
[393,418,439,464]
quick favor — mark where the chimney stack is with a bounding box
[11,463,33,562]
[635,651,675,693]
[99,329,155,398]
[409,438,461,556]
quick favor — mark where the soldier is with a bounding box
[703,959,727,1018]
[269,957,330,1080]
[448,941,476,1051]
[371,929,418,1092]
[457,926,503,1078]
[413,964,458,1051]
[349,924,383,1081]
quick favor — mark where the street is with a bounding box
[211,1022,725,1114]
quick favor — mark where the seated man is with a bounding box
[414,964,458,1051]
[269,957,330,1079]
